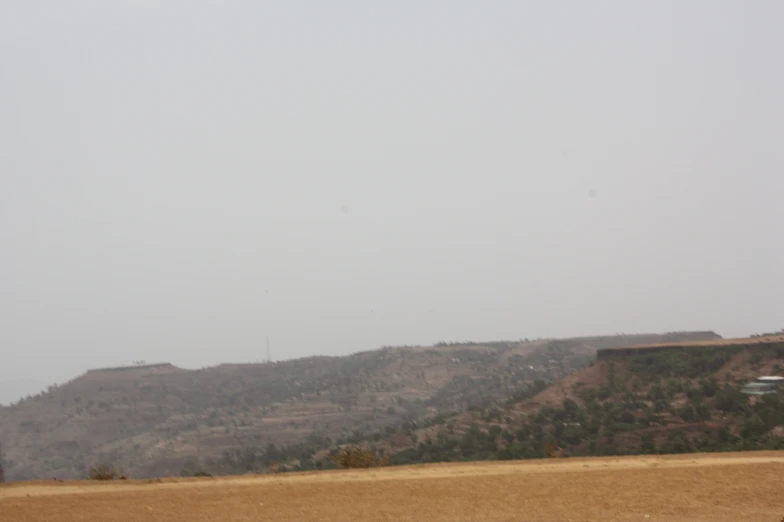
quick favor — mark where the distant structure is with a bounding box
[741,382,776,395]
[266,337,272,363]
[0,442,5,483]
[741,375,783,396]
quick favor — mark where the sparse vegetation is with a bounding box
[0,332,734,480]
[87,464,118,480]
[329,446,389,469]
[358,337,784,467]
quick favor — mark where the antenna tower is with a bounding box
[266,336,271,363]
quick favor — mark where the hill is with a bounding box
[0,331,718,480]
[371,336,784,466]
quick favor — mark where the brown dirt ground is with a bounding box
[1,452,783,522]
[521,362,610,411]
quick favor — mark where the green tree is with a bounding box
[715,385,746,413]
[695,402,711,421]
[639,433,657,454]
[661,430,691,454]
[678,405,696,422]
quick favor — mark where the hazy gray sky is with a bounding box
[1,1,782,404]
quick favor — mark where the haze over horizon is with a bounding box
[2,2,783,405]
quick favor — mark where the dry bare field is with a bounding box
[2,452,783,521]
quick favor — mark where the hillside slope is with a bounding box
[0,331,718,480]
[377,336,784,466]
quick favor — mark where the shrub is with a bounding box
[88,464,118,480]
[330,446,389,469]
[678,405,696,422]
[715,385,747,413]
[181,467,212,477]
[660,430,692,454]
[638,433,657,454]
[544,442,560,458]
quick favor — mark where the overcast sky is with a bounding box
[1,1,782,404]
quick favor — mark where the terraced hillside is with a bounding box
[375,335,784,466]
[0,331,717,480]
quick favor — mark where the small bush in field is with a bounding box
[330,446,390,469]
[88,464,118,480]
[544,442,561,458]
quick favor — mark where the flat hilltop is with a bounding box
[597,334,784,359]
[1,451,782,521]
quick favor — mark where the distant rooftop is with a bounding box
[742,382,775,389]
[741,381,777,395]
